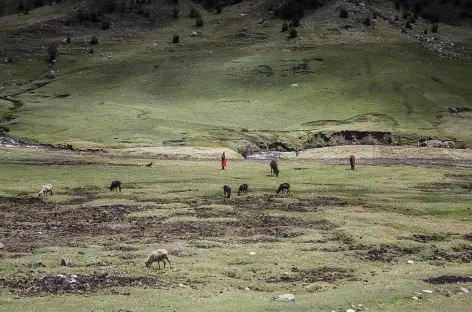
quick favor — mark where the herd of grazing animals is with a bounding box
[36,155,356,270]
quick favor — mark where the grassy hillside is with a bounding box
[0,0,471,152]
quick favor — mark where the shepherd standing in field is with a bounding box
[221,151,227,170]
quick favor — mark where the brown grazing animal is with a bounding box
[270,160,279,177]
[349,155,356,170]
[223,185,231,198]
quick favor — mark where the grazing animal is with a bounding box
[276,183,290,195]
[145,249,172,269]
[38,184,53,197]
[223,185,231,198]
[110,180,122,192]
[349,155,356,170]
[270,160,279,177]
[146,162,153,167]
[238,183,248,196]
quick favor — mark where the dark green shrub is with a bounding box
[172,7,180,17]
[190,7,199,18]
[288,27,297,38]
[18,0,25,11]
[172,34,179,43]
[424,28,427,34]
[291,16,300,27]
[394,15,399,21]
[215,2,222,13]
[65,36,71,44]
[47,43,57,62]
[281,22,289,32]
[102,21,110,30]
[432,22,438,33]
[339,8,348,18]
[196,16,203,27]
[395,2,400,10]
[90,36,98,44]
[362,17,371,26]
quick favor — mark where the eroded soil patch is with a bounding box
[266,267,354,283]
[424,275,472,284]
[0,273,178,296]
[356,244,421,262]
[401,233,448,243]
[430,245,472,263]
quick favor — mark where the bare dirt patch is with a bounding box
[356,244,421,263]
[401,233,448,243]
[430,245,472,263]
[0,272,180,296]
[266,267,354,283]
[424,275,472,284]
[0,197,142,252]
[464,233,472,241]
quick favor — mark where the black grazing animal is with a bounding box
[223,185,231,198]
[238,183,248,196]
[270,160,279,177]
[276,183,290,194]
[110,180,122,192]
[146,162,153,167]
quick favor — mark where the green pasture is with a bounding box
[0,149,471,312]
[1,27,472,149]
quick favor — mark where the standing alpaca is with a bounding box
[270,160,279,177]
[38,184,53,197]
[223,185,231,198]
[110,180,122,192]
[349,155,356,170]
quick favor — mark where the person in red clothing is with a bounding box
[221,151,227,170]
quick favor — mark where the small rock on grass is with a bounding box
[412,296,419,300]
[422,290,433,294]
[346,309,356,312]
[274,294,295,301]
[61,257,70,266]
[460,287,469,294]
[407,260,414,264]
[0,242,4,249]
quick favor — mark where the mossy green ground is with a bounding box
[0,148,471,312]
[1,2,472,149]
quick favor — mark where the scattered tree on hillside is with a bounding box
[196,15,204,27]
[339,8,348,18]
[47,43,58,62]
[291,16,300,27]
[362,16,371,26]
[288,27,297,38]
[0,0,5,17]
[431,22,438,32]
[281,22,289,32]
[90,36,98,44]
[172,34,179,43]
[215,2,222,14]
[172,6,179,18]
[18,0,25,12]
